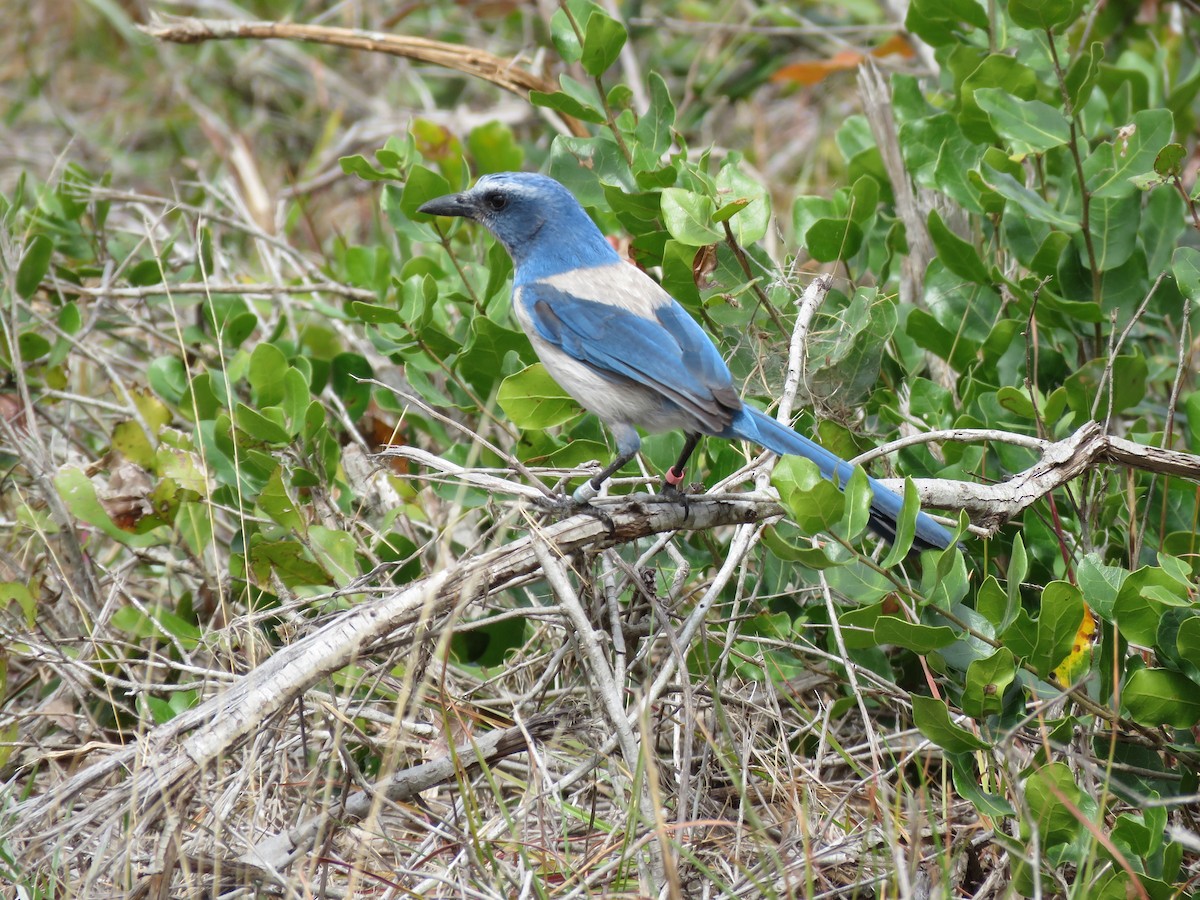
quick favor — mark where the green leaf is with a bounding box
[497,364,579,429]
[0,582,37,628]
[977,165,1080,232]
[840,466,873,544]
[112,420,155,467]
[330,353,374,420]
[905,0,988,46]
[580,8,626,76]
[1065,42,1104,111]
[715,161,770,245]
[878,479,919,567]
[963,647,1017,719]
[928,209,991,284]
[548,1,586,63]
[350,302,403,325]
[1172,246,1200,305]
[633,72,675,164]
[1154,142,1186,178]
[976,576,1011,630]
[1023,763,1084,846]
[54,467,163,547]
[248,342,289,407]
[711,198,748,224]
[340,154,394,182]
[804,217,864,262]
[1063,350,1147,419]
[548,134,634,205]
[234,404,291,445]
[1008,0,1085,30]
[1076,553,1129,619]
[128,259,163,286]
[660,188,720,246]
[1176,616,1200,682]
[258,466,303,532]
[18,331,50,361]
[401,165,453,221]
[760,527,842,569]
[16,234,52,298]
[1087,193,1140,271]
[951,754,1015,817]
[771,455,848,538]
[249,537,334,588]
[1084,108,1176,200]
[452,614,530,667]
[1113,566,1190,647]
[309,525,358,587]
[529,89,607,125]
[1122,669,1200,728]
[467,121,524,174]
[147,357,188,406]
[959,56,1040,144]
[845,175,880,225]
[911,695,989,754]
[906,309,981,371]
[973,89,1071,156]
[874,617,958,653]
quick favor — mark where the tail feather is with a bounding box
[731,406,955,551]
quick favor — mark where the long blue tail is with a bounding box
[730,406,955,551]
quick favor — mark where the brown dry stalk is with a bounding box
[138,15,591,137]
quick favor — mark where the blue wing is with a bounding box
[518,279,741,433]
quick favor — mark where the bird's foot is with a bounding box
[656,467,697,520]
[534,483,616,536]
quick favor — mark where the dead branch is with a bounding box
[138,15,590,137]
[896,420,1200,531]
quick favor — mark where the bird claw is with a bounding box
[534,490,616,536]
[655,477,696,522]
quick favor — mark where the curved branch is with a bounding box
[138,15,591,137]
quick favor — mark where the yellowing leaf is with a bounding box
[1054,604,1096,685]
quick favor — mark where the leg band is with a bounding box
[572,479,601,503]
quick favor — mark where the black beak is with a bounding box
[417,192,476,219]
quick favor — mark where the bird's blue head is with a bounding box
[418,172,620,283]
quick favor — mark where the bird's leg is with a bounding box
[572,448,639,503]
[662,433,701,498]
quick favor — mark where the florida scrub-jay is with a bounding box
[418,172,955,551]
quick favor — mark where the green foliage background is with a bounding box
[2,0,1200,895]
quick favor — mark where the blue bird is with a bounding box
[418,172,956,551]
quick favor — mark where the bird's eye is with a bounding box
[484,191,508,211]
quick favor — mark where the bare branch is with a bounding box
[138,15,590,137]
